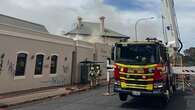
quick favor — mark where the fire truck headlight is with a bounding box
[114,81,120,85]
[148,68,154,73]
[154,83,163,88]
[158,85,163,88]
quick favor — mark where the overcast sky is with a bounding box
[0,0,194,49]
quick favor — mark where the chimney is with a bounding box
[77,16,82,29]
[99,16,105,33]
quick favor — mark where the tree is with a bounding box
[183,47,195,66]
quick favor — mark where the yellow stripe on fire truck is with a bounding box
[121,82,153,91]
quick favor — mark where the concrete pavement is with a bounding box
[0,78,110,108]
[0,82,104,108]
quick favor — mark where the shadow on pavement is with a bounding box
[120,90,189,110]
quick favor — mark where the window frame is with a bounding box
[49,54,59,77]
[33,53,45,78]
[14,51,29,80]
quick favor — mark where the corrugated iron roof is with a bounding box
[66,22,129,39]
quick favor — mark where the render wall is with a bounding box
[105,37,121,45]
[94,43,112,79]
[0,23,113,94]
[72,40,94,84]
[0,25,75,94]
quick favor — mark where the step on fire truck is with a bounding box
[112,0,183,106]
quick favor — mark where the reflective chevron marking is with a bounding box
[173,67,195,75]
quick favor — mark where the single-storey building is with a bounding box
[0,14,76,94]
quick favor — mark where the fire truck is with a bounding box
[112,0,183,105]
[112,39,177,104]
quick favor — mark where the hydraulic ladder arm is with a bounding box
[161,0,183,53]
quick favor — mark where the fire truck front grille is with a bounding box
[119,72,154,90]
[124,80,153,85]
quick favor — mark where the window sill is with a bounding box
[14,76,26,80]
[33,75,43,78]
[49,73,57,77]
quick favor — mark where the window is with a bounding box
[15,53,27,76]
[34,54,44,75]
[116,44,159,65]
[50,55,58,74]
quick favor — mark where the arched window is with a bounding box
[34,54,44,75]
[15,53,28,76]
[50,55,58,74]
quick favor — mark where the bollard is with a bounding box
[103,69,114,96]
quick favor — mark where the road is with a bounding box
[8,83,195,110]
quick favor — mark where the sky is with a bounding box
[0,0,194,50]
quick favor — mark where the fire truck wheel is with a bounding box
[173,84,177,92]
[161,89,170,106]
[119,93,128,101]
[159,89,170,108]
[169,85,174,96]
[171,76,177,92]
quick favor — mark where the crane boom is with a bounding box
[161,0,182,52]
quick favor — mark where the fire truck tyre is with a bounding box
[172,83,177,92]
[169,85,174,96]
[119,93,128,101]
[161,89,170,107]
[171,77,177,92]
[173,85,176,91]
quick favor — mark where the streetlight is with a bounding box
[135,17,154,41]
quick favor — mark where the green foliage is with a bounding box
[183,47,195,66]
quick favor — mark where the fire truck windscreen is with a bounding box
[115,44,160,65]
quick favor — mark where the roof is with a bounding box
[66,22,129,39]
[0,14,48,33]
[116,41,164,45]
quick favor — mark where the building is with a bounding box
[65,16,130,45]
[65,17,130,83]
[0,14,76,94]
[0,14,128,94]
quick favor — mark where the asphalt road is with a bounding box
[8,83,195,110]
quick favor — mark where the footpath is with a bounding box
[0,80,108,108]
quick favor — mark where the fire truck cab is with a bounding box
[112,39,176,104]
